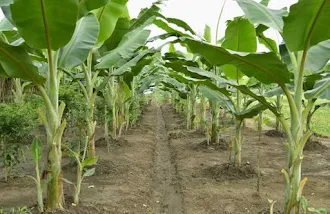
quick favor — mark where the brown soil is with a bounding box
[304,140,328,151]
[161,104,330,213]
[314,133,330,138]
[192,139,229,151]
[1,103,330,214]
[264,129,285,138]
[204,163,257,181]
[95,137,130,148]
[257,208,283,214]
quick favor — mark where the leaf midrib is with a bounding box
[187,39,286,87]
[59,17,84,67]
[245,0,282,31]
[0,47,37,82]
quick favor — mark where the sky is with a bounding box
[0,0,298,49]
[128,0,298,45]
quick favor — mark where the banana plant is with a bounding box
[176,0,330,212]
[101,49,160,143]
[58,0,129,158]
[12,78,30,104]
[0,0,110,210]
[26,137,44,213]
[164,56,267,167]
[62,137,98,205]
[94,4,161,143]
[219,16,258,166]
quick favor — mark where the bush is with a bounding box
[25,93,43,109]
[0,102,37,181]
[59,83,86,128]
[0,102,38,144]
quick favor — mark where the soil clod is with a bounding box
[304,140,328,151]
[205,163,257,181]
[94,159,123,176]
[95,137,130,148]
[168,131,187,139]
[257,208,283,214]
[192,139,229,151]
[265,129,285,138]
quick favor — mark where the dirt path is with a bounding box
[152,106,183,214]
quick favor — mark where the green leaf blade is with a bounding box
[283,0,330,51]
[58,14,99,69]
[236,0,288,32]
[305,39,330,72]
[32,137,42,163]
[79,0,109,18]
[10,0,79,50]
[95,0,128,45]
[95,29,151,69]
[81,157,98,167]
[181,38,290,85]
[222,17,257,52]
[0,42,45,84]
[83,168,95,177]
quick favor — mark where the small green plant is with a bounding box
[0,143,24,182]
[26,137,44,213]
[0,103,38,145]
[0,206,33,214]
[268,199,277,214]
[62,136,98,205]
[301,196,327,214]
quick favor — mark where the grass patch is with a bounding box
[260,98,330,137]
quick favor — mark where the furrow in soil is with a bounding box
[152,106,183,214]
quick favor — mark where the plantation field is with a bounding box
[1,103,329,213]
[1,0,330,213]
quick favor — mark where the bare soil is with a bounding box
[264,129,285,138]
[203,163,257,181]
[161,104,330,213]
[0,103,330,214]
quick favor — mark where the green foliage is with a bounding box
[0,42,45,83]
[58,14,100,69]
[0,102,38,144]
[221,17,257,80]
[28,137,44,212]
[222,17,257,52]
[181,38,291,85]
[0,143,24,181]
[0,206,32,214]
[95,28,151,69]
[94,0,128,45]
[301,196,328,214]
[59,83,86,128]
[94,95,107,124]
[31,137,42,163]
[283,0,330,52]
[308,106,330,136]
[24,94,43,109]
[256,25,278,53]
[0,102,38,181]
[305,39,330,72]
[78,0,109,18]
[129,95,143,125]
[10,0,78,50]
[236,0,288,32]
